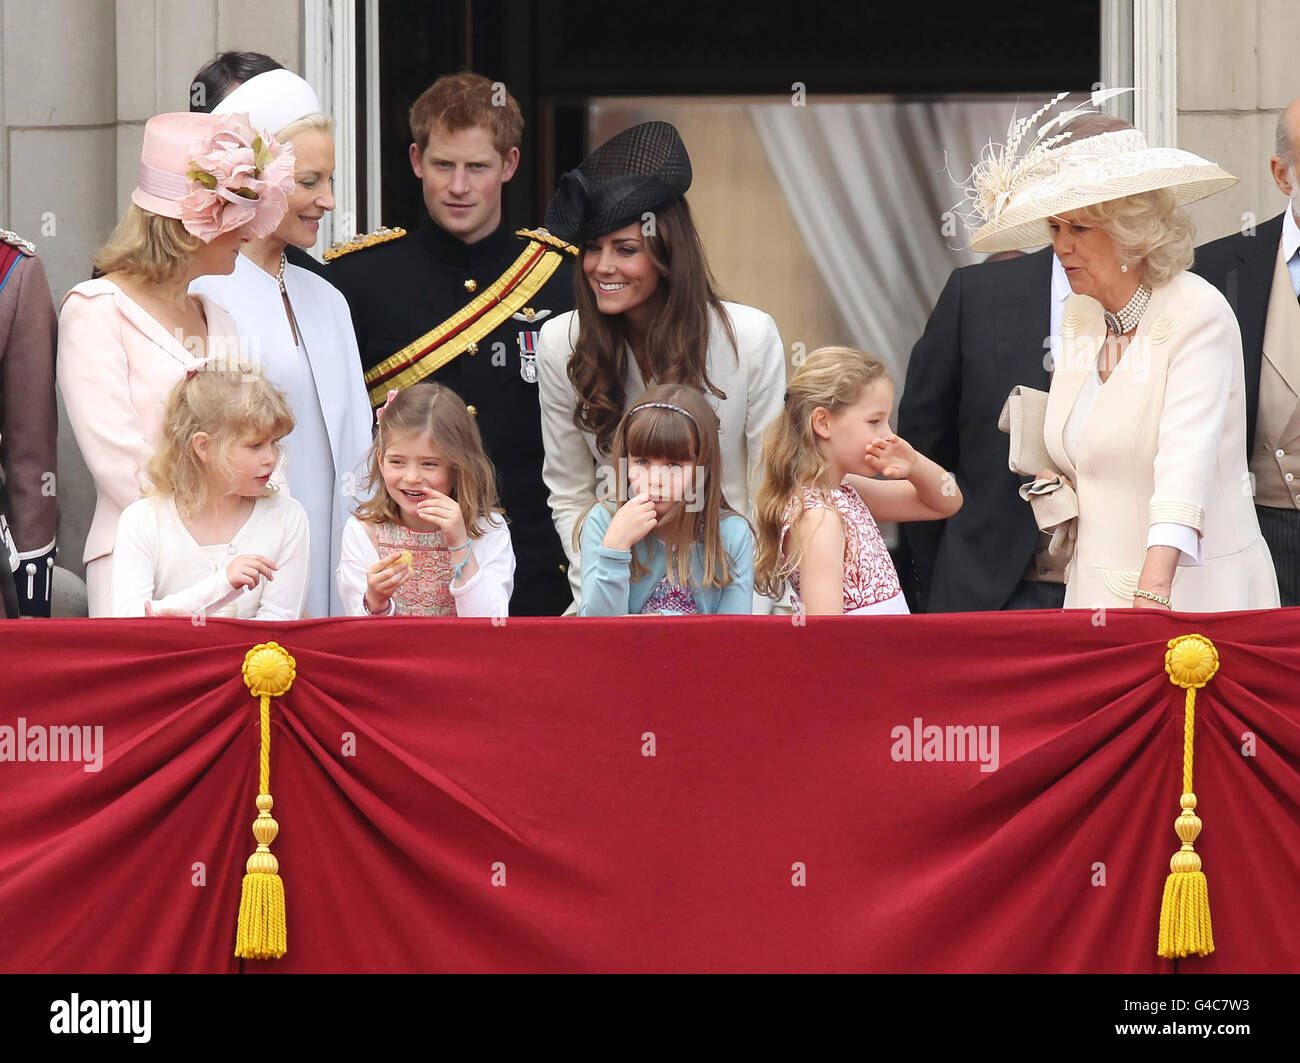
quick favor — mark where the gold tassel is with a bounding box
[1158,634,1218,959]
[234,642,296,960]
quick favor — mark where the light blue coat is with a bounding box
[579,503,754,616]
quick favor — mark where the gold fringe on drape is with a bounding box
[234,642,296,960]
[1158,634,1218,959]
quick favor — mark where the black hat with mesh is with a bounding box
[544,121,692,244]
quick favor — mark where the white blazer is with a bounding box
[1044,270,1278,610]
[193,255,374,616]
[537,300,786,609]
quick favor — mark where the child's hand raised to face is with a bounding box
[415,490,468,546]
[602,492,659,551]
[863,434,918,480]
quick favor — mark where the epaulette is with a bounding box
[516,227,578,255]
[323,225,407,261]
[0,229,36,256]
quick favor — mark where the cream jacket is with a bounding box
[1044,270,1278,610]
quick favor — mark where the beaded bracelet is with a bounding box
[1132,588,1172,607]
[447,539,473,582]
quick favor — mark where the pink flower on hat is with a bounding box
[178,113,295,241]
[243,148,296,237]
[191,115,258,184]
[175,189,228,243]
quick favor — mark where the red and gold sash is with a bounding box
[364,240,565,405]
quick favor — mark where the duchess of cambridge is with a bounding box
[536,122,787,610]
[966,113,1278,611]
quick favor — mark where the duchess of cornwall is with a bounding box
[964,105,1279,611]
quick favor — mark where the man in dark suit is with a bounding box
[898,249,1060,611]
[898,111,1131,612]
[1193,99,1300,603]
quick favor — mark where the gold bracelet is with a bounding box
[1132,588,1172,607]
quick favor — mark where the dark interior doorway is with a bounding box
[370,1,1100,232]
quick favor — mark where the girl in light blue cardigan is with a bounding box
[577,384,754,616]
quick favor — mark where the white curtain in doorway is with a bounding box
[747,98,1028,377]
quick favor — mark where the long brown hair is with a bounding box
[354,383,502,537]
[579,383,742,589]
[146,364,295,518]
[567,196,737,455]
[754,346,892,599]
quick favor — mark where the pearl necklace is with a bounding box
[1103,283,1152,335]
[276,251,288,296]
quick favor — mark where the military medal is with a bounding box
[511,307,551,324]
[517,329,540,383]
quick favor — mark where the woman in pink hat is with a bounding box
[58,110,294,616]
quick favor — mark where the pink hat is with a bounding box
[131,111,296,242]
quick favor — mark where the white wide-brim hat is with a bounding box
[968,128,1236,253]
[214,68,322,137]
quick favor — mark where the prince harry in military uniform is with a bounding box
[328,73,575,615]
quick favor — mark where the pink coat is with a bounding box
[57,279,241,568]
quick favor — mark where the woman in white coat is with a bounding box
[964,112,1278,611]
[192,70,373,617]
[536,121,786,610]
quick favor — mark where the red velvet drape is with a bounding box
[1,611,1297,973]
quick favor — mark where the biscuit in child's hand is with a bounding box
[384,550,414,572]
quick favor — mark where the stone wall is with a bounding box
[1177,0,1297,243]
[2,0,300,302]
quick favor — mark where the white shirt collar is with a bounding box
[1046,253,1071,373]
[1051,253,1072,303]
[1282,205,1300,263]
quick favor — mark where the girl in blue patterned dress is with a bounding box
[577,383,753,616]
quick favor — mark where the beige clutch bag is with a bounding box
[997,385,1052,477]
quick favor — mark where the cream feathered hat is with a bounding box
[958,90,1237,253]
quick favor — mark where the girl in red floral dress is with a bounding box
[337,383,514,617]
[754,347,963,615]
